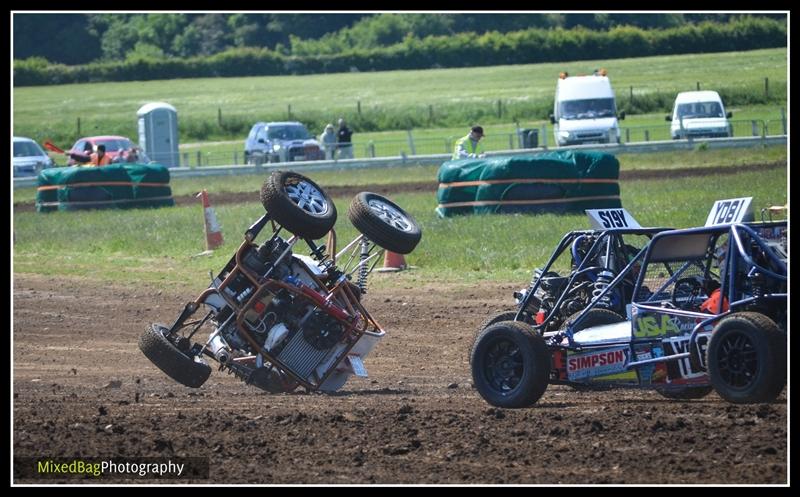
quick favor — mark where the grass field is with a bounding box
[14,48,786,147]
[13,153,787,289]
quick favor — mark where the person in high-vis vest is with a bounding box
[89,144,112,166]
[452,125,486,159]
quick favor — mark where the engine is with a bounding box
[205,236,354,387]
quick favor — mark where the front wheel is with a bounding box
[348,192,421,254]
[707,312,786,403]
[471,321,550,408]
[260,170,337,240]
[468,310,535,364]
[138,324,212,388]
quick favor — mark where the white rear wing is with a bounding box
[705,197,753,226]
[585,208,642,230]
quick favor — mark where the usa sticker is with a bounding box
[567,346,629,380]
[704,197,753,226]
[586,208,642,230]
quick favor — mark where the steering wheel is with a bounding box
[671,277,705,310]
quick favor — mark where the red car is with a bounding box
[67,135,148,166]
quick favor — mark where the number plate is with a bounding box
[586,208,642,230]
[705,197,753,226]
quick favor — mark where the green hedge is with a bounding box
[15,18,786,86]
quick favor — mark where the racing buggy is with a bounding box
[471,198,786,407]
[139,171,421,393]
[474,208,669,336]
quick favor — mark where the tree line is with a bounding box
[14,15,786,86]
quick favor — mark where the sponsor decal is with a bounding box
[663,333,711,380]
[567,346,628,380]
[634,314,681,338]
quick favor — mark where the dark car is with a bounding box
[244,122,324,165]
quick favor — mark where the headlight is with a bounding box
[272,144,281,152]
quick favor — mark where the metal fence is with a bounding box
[176,118,786,168]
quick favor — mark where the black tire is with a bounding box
[260,171,337,240]
[347,192,421,254]
[138,324,212,388]
[564,308,625,331]
[470,321,550,408]
[707,312,786,404]
[655,385,713,400]
[468,310,534,364]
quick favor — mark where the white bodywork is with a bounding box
[553,75,620,146]
[670,91,731,139]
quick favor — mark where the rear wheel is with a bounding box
[348,192,421,254]
[260,171,337,240]
[471,321,550,408]
[138,324,211,388]
[707,312,786,403]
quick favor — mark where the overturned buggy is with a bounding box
[140,171,421,393]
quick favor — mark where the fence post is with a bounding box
[764,77,769,99]
[196,151,202,168]
[497,99,502,118]
[444,138,450,154]
[751,120,758,136]
[77,117,81,136]
[696,81,700,91]
[406,130,416,156]
[629,85,633,103]
[428,104,434,123]
[780,107,786,135]
[541,124,547,148]
[625,128,630,143]
[183,152,189,167]
[287,104,292,120]
[233,151,238,165]
[508,133,514,150]
[218,107,222,126]
[357,100,362,115]
[368,141,375,158]
[644,130,650,142]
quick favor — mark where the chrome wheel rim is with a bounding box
[286,180,328,215]
[368,199,412,232]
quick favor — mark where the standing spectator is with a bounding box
[337,118,354,159]
[319,123,337,160]
[452,125,486,159]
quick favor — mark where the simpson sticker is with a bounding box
[567,347,629,380]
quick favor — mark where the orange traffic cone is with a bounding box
[375,251,407,273]
[197,189,224,252]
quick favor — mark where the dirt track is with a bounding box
[13,273,787,484]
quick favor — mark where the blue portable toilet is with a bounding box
[137,102,179,167]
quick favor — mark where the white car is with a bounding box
[13,136,54,177]
[667,91,733,140]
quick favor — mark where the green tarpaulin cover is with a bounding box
[436,151,621,217]
[35,164,174,212]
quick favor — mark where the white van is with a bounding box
[667,91,732,139]
[550,70,625,146]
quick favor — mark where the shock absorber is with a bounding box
[357,239,370,294]
[591,270,615,308]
